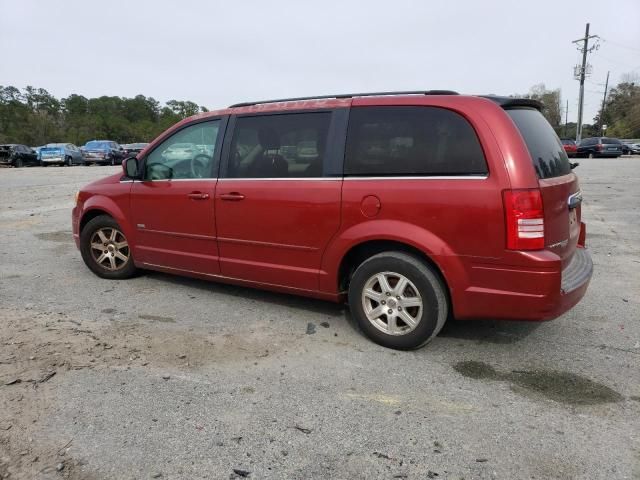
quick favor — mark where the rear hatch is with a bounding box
[601,137,623,154]
[40,147,64,159]
[0,145,12,160]
[506,108,581,269]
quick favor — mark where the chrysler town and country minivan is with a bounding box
[72,91,593,350]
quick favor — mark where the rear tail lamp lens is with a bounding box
[503,189,545,250]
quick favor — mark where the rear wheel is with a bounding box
[80,215,137,279]
[66,156,73,166]
[15,158,23,168]
[348,251,448,350]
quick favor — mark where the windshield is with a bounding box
[507,108,571,179]
[85,141,109,149]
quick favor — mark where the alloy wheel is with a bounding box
[361,271,423,336]
[90,227,130,271]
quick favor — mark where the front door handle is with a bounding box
[219,192,245,201]
[187,192,210,200]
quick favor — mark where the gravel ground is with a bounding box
[0,159,639,480]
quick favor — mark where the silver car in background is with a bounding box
[39,143,84,166]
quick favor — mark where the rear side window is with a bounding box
[507,108,571,179]
[344,106,487,176]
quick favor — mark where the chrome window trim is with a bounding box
[343,175,488,181]
[123,175,488,182]
[218,177,340,181]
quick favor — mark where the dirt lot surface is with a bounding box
[0,159,639,479]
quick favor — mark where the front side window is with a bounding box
[345,106,488,176]
[144,120,221,180]
[225,112,331,178]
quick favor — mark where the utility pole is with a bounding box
[572,23,599,142]
[599,70,610,136]
[564,99,569,138]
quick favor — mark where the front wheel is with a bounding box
[348,251,448,350]
[15,158,24,168]
[66,156,73,166]
[80,215,137,279]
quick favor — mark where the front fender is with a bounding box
[319,219,468,298]
[79,194,135,247]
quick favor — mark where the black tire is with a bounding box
[80,215,137,280]
[347,251,448,350]
[15,157,23,168]
[66,156,73,166]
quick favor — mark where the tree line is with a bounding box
[522,74,640,140]
[0,86,208,147]
[1,80,638,147]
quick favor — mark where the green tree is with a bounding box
[0,85,210,146]
[594,77,640,138]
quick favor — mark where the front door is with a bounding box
[130,118,225,274]
[215,111,343,291]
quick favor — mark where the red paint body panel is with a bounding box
[72,94,592,324]
[215,179,342,291]
[130,180,219,274]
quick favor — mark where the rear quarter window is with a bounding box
[506,108,571,179]
[344,106,488,176]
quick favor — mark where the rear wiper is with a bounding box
[570,162,580,169]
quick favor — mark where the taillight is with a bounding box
[596,144,603,151]
[503,189,545,250]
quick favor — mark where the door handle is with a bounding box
[219,192,245,201]
[187,192,210,200]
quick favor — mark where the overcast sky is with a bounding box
[1,0,639,123]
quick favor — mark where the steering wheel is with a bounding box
[191,154,211,178]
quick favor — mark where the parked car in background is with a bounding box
[81,140,125,165]
[561,139,577,157]
[160,142,198,162]
[121,143,149,157]
[0,144,39,167]
[72,91,592,350]
[39,143,84,166]
[621,142,640,155]
[32,145,46,160]
[577,137,623,158]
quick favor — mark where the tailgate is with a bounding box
[505,108,581,269]
[539,174,581,268]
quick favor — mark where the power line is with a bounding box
[601,38,640,54]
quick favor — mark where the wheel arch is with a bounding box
[337,239,451,294]
[321,220,467,315]
[79,197,134,245]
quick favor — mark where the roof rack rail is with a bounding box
[229,90,459,108]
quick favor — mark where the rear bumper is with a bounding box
[453,247,593,322]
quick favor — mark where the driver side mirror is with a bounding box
[123,157,141,179]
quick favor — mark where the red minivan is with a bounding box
[72,91,592,349]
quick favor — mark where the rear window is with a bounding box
[345,106,487,176]
[602,137,621,144]
[85,141,109,149]
[507,108,571,179]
